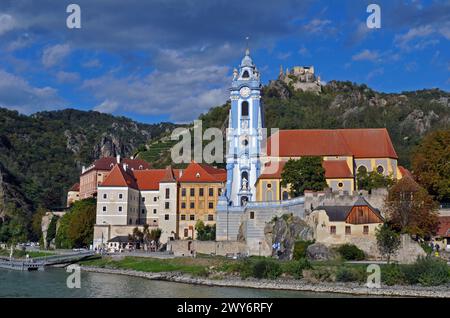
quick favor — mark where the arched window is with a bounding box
[242,70,250,78]
[376,165,384,174]
[241,196,248,206]
[266,190,273,201]
[357,165,367,175]
[241,101,249,116]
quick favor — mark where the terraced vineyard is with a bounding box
[137,138,183,168]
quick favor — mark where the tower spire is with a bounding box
[245,36,250,55]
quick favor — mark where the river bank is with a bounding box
[80,265,450,298]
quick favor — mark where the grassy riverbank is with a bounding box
[80,254,450,287]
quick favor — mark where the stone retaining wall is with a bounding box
[167,240,247,257]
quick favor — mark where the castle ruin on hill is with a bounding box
[277,65,322,93]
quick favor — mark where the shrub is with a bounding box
[236,259,253,279]
[337,244,365,261]
[420,242,433,255]
[382,264,407,286]
[404,256,450,286]
[335,266,365,282]
[283,258,312,279]
[293,240,314,260]
[311,267,334,282]
[252,258,282,279]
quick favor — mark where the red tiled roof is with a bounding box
[323,160,353,179]
[133,169,167,190]
[69,183,80,192]
[437,217,450,237]
[101,165,181,191]
[258,160,353,180]
[267,129,398,159]
[398,166,413,179]
[83,157,151,174]
[178,162,226,183]
[100,164,139,189]
[160,166,178,183]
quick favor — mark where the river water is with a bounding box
[0,268,350,298]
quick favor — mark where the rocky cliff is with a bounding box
[0,107,177,215]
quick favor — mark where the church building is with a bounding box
[216,47,409,253]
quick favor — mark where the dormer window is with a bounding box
[242,70,250,78]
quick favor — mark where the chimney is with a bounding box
[82,166,85,174]
[179,170,183,178]
[116,154,121,164]
[122,163,127,171]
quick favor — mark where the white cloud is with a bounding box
[0,69,63,113]
[5,33,32,51]
[83,50,230,122]
[352,49,380,62]
[394,25,435,50]
[277,51,292,60]
[303,19,332,34]
[366,68,384,81]
[56,71,80,83]
[298,46,310,57]
[94,100,119,113]
[82,59,102,68]
[0,14,15,36]
[42,44,71,68]
[438,24,450,40]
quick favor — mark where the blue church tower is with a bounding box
[225,47,263,206]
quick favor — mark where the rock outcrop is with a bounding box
[307,243,336,261]
[264,215,313,260]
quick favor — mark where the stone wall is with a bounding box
[167,240,247,257]
[326,234,426,264]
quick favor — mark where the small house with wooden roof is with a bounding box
[306,196,384,245]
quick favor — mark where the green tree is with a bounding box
[385,176,439,238]
[30,206,47,242]
[67,199,96,248]
[281,157,327,197]
[0,203,28,244]
[375,223,401,264]
[55,212,74,249]
[356,169,394,192]
[129,227,144,248]
[46,216,59,248]
[195,220,216,241]
[55,198,96,249]
[412,129,450,202]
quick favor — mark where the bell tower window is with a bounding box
[242,70,250,78]
[241,101,249,117]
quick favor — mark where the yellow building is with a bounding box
[256,128,409,200]
[178,162,226,239]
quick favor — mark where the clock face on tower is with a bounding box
[239,86,251,98]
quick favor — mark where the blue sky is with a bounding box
[0,0,448,123]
